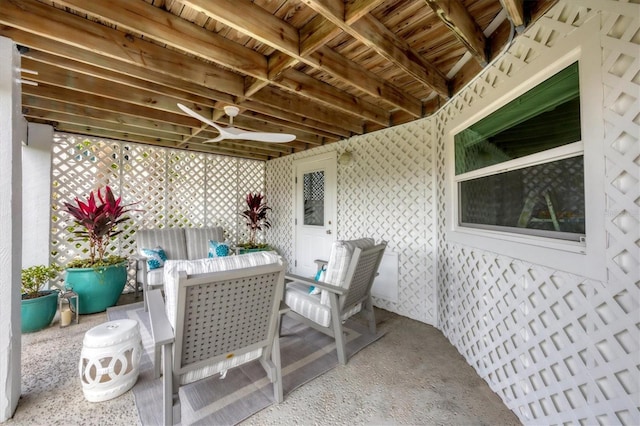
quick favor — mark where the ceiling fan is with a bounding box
[177,103,296,143]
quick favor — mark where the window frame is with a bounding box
[445,19,606,281]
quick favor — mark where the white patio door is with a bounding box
[293,153,337,276]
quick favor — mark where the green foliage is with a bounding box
[21,264,61,299]
[239,193,271,246]
[63,186,139,267]
[66,255,127,269]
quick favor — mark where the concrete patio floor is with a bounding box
[8,293,520,425]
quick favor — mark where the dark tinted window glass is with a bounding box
[459,156,585,240]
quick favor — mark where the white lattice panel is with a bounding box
[435,1,639,424]
[50,133,265,289]
[266,155,294,263]
[267,121,437,324]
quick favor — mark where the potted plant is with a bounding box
[21,264,61,333]
[237,192,272,254]
[63,186,138,314]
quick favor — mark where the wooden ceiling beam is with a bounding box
[345,0,388,23]
[277,69,388,125]
[24,107,189,143]
[0,28,239,103]
[251,86,364,135]
[0,0,363,134]
[500,0,525,28]
[21,58,209,117]
[303,0,449,98]
[22,83,199,127]
[424,0,489,66]
[50,123,274,160]
[8,30,357,138]
[0,0,246,95]
[22,48,236,106]
[180,0,419,117]
[21,57,215,115]
[53,0,387,126]
[52,0,268,80]
[22,95,194,136]
[240,100,344,139]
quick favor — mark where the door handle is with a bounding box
[326,229,332,234]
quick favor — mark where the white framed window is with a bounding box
[455,62,584,242]
[445,18,606,281]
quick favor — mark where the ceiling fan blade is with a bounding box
[222,127,296,143]
[178,102,296,143]
[177,103,224,133]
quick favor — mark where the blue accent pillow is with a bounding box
[208,240,230,258]
[142,246,167,270]
[309,266,326,295]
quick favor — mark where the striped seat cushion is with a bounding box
[146,268,164,287]
[163,250,282,385]
[285,282,362,327]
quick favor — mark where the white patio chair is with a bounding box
[148,260,287,425]
[284,238,386,364]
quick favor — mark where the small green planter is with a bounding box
[237,246,272,255]
[21,290,58,333]
[65,262,127,314]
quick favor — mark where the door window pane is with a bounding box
[303,171,324,226]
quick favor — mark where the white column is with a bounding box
[0,36,24,422]
[22,123,53,268]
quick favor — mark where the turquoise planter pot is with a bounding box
[65,262,127,314]
[237,246,272,255]
[21,290,58,333]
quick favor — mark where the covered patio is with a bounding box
[1,0,638,425]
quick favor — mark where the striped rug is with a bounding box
[107,302,384,425]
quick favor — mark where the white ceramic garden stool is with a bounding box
[79,319,142,402]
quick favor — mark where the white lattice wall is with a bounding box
[267,1,638,423]
[50,133,265,287]
[435,1,639,424]
[267,120,437,324]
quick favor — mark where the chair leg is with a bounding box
[161,344,176,425]
[154,342,162,379]
[272,320,283,403]
[329,293,347,365]
[365,295,376,334]
[143,282,149,312]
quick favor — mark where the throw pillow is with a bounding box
[142,246,167,270]
[208,240,230,258]
[309,265,326,295]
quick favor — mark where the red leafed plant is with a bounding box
[63,186,138,267]
[239,193,271,247]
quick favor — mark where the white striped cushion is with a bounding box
[184,226,224,260]
[137,228,187,260]
[285,282,330,326]
[285,282,362,327]
[320,238,374,306]
[180,350,263,385]
[146,268,164,287]
[163,251,281,329]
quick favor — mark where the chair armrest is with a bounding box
[285,273,347,296]
[314,259,328,269]
[279,301,290,316]
[148,289,174,346]
[131,254,148,274]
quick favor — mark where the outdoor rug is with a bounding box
[107,302,384,425]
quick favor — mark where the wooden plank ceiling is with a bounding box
[1,0,557,161]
